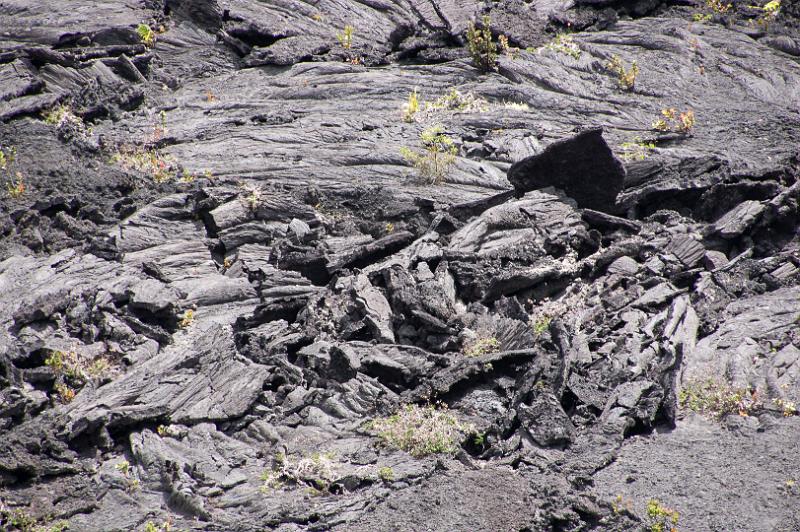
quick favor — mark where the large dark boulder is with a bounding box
[507,128,626,213]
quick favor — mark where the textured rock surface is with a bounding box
[0,0,799,531]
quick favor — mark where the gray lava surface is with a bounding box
[1,0,799,530]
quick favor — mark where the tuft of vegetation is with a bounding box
[763,0,781,15]
[0,506,70,532]
[619,138,656,161]
[179,310,195,328]
[241,184,263,210]
[501,101,530,111]
[652,108,695,134]
[466,16,497,71]
[115,460,131,476]
[645,499,679,532]
[5,172,25,199]
[772,397,797,417]
[681,378,797,419]
[137,23,156,47]
[42,104,93,140]
[0,145,15,171]
[539,33,581,60]
[427,88,489,114]
[611,494,633,515]
[260,451,338,493]
[463,336,501,357]
[1,145,25,199]
[606,55,639,91]
[406,87,526,123]
[705,0,732,14]
[143,519,172,532]
[753,0,781,27]
[53,383,75,404]
[679,378,760,419]
[112,147,175,183]
[45,349,116,404]
[44,105,80,127]
[366,404,475,457]
[531,315,552,336]
[498,34,519,59]
[336,25,354,49]
[399,125,458,185]
[378,466,394,482]
[403,88,420,123]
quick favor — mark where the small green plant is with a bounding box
[531,315,552,336]
[540,34,581,59]
[0,508,70,532]
[115,460,131,476]
[645,499,679,532]
[652,108,694,134]
[706,0,732,13]
[366,404,475,457]
[399,125,458,185]
[501,101,530,111]
[5,172,25,198]
[1,508,37,531]
[44,105,75,126]
[426,88,489,114]
[679,378,761,419]
[0,145,15,170]
[46,349,115,403]
[53,383,75,404]
[112,148,175,183]
[403,88,420,123]
[87,358,111,379]
[137,23,156,46]
[763,0,781,14]
[48,522,70,532]
[179,310,195,328]
[753,0,781,26]
[179,169,195,183]
[619,138,656,161]
[498,34,518,59]
[606,55,639,91]
[336,25,354,49]
[772,397,797,417]
[142,520,172,532]
[466,15,497,71]
[463,336,501,357]
[241,184,263,209]
[692,12,712,22]
[45,350,115,385]
[260,451,338,493]
[42,104,93,138]
[1,146,24,199]
[378,466,394,482]
[611,494,633,515]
